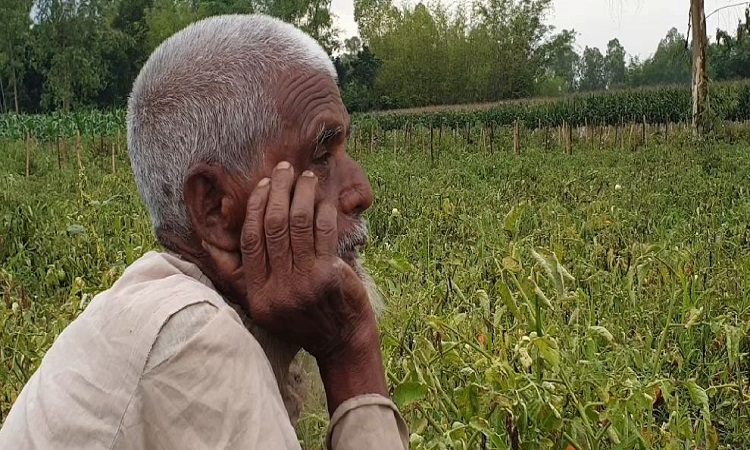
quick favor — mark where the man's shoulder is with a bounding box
[108,250,223,303]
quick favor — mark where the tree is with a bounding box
[711,7,750,80]
[691,0,708,135]
[263,0,340,54]
[32,0,123,112]
[536,28,579,94]
[626,28,691,87]
[578,46,606,91]
[604,38,626,89]
[0,0,34,113]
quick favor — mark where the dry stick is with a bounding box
[438,121,443,146]
[642,115,647,147]
[513,120,520,155]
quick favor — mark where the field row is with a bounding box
[3,134,750,448]
[2,82,750,140]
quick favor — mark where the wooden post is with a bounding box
[429,123,434,162]
[76,129,82,170]
[369,124,374,152]
[614,122,620,147]
[438,121,443,146]
[642,115,647,146]
[489,123,494,153]
[56,135,61,171]
[568,122,573,155]
[25,133,31,179]
[465,122,470,147]
[513,120,520,155]
[584,118,589,146]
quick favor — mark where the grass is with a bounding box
[1,126,750,449]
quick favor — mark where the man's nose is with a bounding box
[338,155,373,216]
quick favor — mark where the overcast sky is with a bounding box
[329,0,750,59]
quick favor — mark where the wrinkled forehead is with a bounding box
[271,68,349,141]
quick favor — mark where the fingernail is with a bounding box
[258,177,270,187]
[302,170,315,177]
[276,161,291,170]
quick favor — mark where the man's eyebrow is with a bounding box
[313,124,345,153]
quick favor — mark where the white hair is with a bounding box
[126,14,337,240]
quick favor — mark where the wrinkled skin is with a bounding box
[171,68,387,415]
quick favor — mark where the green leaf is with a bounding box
[588,326,616,345]
[393,382,428,409]
[533,336,560,368]
[66,224,86,235]
[686,379,711,423]
[502,256,522,273]
[684,307,703,329]
[496,280,521,323]
[725,324,743,366]
[387,253,414,274]
[503,201,527,234]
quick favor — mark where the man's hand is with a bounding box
[204,161,387,413]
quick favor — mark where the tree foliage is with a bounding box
[1,1,750,114]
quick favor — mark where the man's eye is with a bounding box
[313,153,331,167]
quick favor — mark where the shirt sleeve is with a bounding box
[326,394,410,450]
[113,307,303,450]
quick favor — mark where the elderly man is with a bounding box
[0,14,409,450]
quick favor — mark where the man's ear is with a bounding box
[183,163,243,252]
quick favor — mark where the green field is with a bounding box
[2,125,750,449]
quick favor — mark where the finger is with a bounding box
[315,202,338,258]
[264,161,295,273]
[289,170,318,267]
[240,177,271,292]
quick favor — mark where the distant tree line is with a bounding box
[1,0,749,114]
